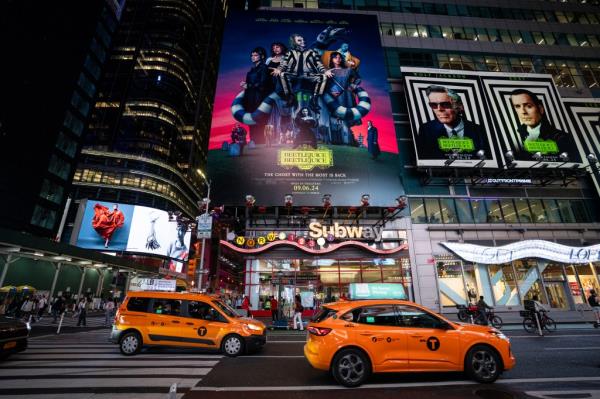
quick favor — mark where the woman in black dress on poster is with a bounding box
[294,107,318,149]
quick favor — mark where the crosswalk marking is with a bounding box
[0,331,221,397]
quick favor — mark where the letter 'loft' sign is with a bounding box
[309,222,383,242]
[441,240,600,264]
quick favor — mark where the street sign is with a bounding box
[196,214,212,239]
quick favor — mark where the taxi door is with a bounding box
[146,298,189,346]
[181,300,228,349]
[348,304,408,371]
[398,305,460,371]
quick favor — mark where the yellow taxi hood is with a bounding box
[239,317,266,329]
[454,322,496,334]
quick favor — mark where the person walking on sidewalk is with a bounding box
[588,289,600,324]
[76,298,88,327]
[104,298,116,326]
[51,296,65,323]
[20,297,35,322]
[270,296,278,322]
[293,295,304,331]
[37,294,47,321]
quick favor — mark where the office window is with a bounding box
[440,198,458,223]
[39,179,64,204]
[543,199,563,223]
[499,199,518,223]
[485,200,503,223]
[410,198,426,223]
[55,132,78,158]
[48,154,71,180]
[70,91,90,118]
[528,199,547,223]
[455,199,474,223]
[441,26,453,39]
[77,73,96,99]
[429,25,443,39]
[515,199,533,223]
[31,205,57,230]
[63,111,84,136]
[393,23,405,37]
[381,23,394,36]
[557,199,577,223]
[424,198,442,224]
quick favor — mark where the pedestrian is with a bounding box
[20,296,35,322]
[293,295,304,331]
[476,295,493,326]
[241,295,250,317]
[270,296,278,322]
[587,289,600,324]
[76,297,88,327]
[37,294,48,320]
[104,298,116,326]
[51,296,65,323]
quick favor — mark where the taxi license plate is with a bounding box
[3,341,17,350]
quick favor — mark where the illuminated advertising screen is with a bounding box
[75,201,191,267]
[403,68,584,168]
[207,10,401,206]
[563,98,600,195]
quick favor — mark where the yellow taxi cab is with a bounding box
[110,291,266,356]
[304,299,515,387]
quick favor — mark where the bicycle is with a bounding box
[521,310,556,333]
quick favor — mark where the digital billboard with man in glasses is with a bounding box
[402,68,499,168]
[416,85,488,160]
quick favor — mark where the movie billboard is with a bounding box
[403,68,499,168]
[563,98,600,195]
[481,72,583,167]
[74,201,191,267]
[403,68,584,168]
[207,10,401,206]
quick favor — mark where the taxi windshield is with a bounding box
[213,300,239,318]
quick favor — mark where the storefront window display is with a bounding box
[573,263,600,302]
[541,262,569,309]
[514,259,546,304]
[244,257,412,315]
[488,263,520,306]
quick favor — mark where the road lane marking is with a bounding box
[266,341,307,343]
[543,347,600,350]
[10,353,223,359]
[243,355,305,358]
[0,367,212,377]
[0,377,200,389]
[192,376,600,391]
[526,390,600,399]
[507,334,600,339]
[1,360,219,368]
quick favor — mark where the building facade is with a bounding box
[217,0,600,314]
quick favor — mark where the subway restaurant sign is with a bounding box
[349,283,406,300]
[441,240,600,264]
[309,222,383,242]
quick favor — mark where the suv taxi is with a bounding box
[304,299,515,387]
[110,291,266,356]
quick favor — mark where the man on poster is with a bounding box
[510,89,577,159]
[416,85,487,160]
[272,33,333,111]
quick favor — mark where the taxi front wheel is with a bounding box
[465,345,501,383]
[331,348,372,387]
[119,331,142,356]
[221,334,245,357]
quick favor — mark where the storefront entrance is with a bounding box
[244,257,412,316]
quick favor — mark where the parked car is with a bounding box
[304,299,515,387]
[110,291,266,356]
[0,316,29,359]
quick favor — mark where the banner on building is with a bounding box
[403,67,584,168]
[74,200,191,270]
[207,10,401,206]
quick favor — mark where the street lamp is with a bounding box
[196,169,211,292]
[474,149,486,168]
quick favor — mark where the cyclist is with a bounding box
[476,295,493,325]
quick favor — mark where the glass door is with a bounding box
[544,281,569,309]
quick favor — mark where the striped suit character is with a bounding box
[274,34,331,110]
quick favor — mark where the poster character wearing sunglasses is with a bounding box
[416,85,487,160]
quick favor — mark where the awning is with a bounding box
[441,240,600,265]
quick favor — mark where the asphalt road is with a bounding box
[1,327,598,399]
[184,329,600,399]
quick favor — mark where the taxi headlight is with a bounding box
[489,329,509,341]
[245,323,262,332]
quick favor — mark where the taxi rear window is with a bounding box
[126,297,151,312]
[312,307,337,322]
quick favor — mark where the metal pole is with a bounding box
[198,179,211,291]
[56,312,65,335]
[0,254,13,287]
[77,267,86,299]
[55,196,72,242]
[48,262,62,304]
[95,269,104,297]
[535,312,543,336]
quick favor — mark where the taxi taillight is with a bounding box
[307,326,332,336]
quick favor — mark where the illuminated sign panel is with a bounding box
[207,10,400,206]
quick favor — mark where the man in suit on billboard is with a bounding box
[510,89,578,160]
[416,85,487,160]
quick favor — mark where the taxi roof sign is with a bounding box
[348,283,406,300]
